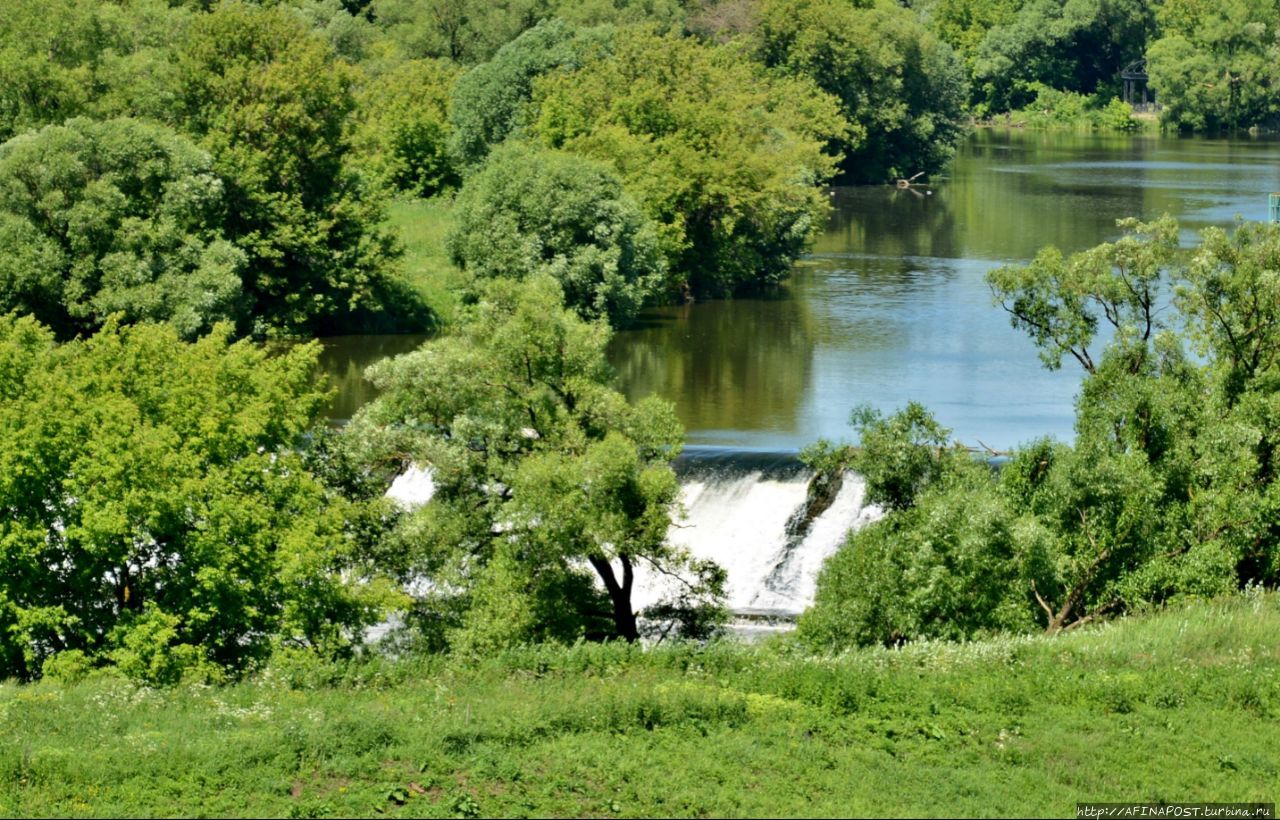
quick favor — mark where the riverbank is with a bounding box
[387,197,462,328]
[3,593,1276,817]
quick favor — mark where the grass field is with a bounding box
[386,196,463,327]
[3,593,1278,818]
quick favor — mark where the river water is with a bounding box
[324,129,1280,448]
[606,129,1280,451]
[329,128,1280,617]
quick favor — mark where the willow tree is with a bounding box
[348,276,724,650]
[0,317,400,683]
[530,28,846,297]
[801,218,1280,649]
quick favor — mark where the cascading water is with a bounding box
[386,465,435,508]
[383,449,882,626]
[632,449,881,618]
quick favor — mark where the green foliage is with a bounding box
[354,58,461,197]
[1147,0,1280,131]
[1005,83,1141,130]
[448,142,665,325]
[0,316,401,682]
[531,28,846,296]
[348,275,722,648]
[157,1,402,335]
[2,595,1279,816]
[807,218,1280,649]
[448,19,606,169]
[800,457,1037,648]
[0,117,243,339]
[970,0,1155,114]
[753,0,970,182]
[845,402,959,511]
[368,0,545,64]
[923,0,1026,73]
[0,0,178,141]
[987,216,1179,373]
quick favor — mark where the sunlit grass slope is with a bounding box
[387,196,463,326]
[2,593,1277,817]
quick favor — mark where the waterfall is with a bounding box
[634,448,882,617]
[386,465,435,508]
[384,449,882,621]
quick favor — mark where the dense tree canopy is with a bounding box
[0,317,399,682]
[531,28,846,296]
[970,0,1155,113]
[0,118,243,339]
[154,1,401,335]
[448,20,608,169]
[354,58,461,197]
[752,0,970,182]
[448,142,665,325]
[347,276,724,650]
[1147,0,1280,131]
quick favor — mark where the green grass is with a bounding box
[4,593,1279,817]
[387,196,463,326]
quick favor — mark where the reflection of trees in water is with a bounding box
[814,184,961,260]
[945,130,1158,260]
[318,334,429,421]
[794,255,963,350]
[608,293,815,434]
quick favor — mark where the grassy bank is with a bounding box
[3,594,1278,818]
[387,197,462,326]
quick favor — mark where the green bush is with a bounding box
[0,117,244,340]
[531,28,846,296]
[448,142,665,325]
[0,316,401,682]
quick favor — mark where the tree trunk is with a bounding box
[587,553,639,642]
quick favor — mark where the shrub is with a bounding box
[448,142,665,325]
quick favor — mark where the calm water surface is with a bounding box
[324,129,1280,448]
[607,129,1280,450]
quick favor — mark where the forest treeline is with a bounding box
[3,0,1280,684]
[3,0,1278,338]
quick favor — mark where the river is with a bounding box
[323,129,1280,450]
[328,128,1280,616]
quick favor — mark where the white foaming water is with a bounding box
[386,465,435,508]
[751,473,882,612]
[634,455,882,617]
[386,456,881,621]
[659,472,811,610]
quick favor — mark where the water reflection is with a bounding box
[318,333,428,421]
[322,130,1280,448]
[607,129,1280,449]
[608,292,816,445]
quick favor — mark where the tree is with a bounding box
[0,316,400,682]
[1146,0,1280,131]
[158,1,402,335]
[530,28,846,296]
[802,218,1280,649]
[0,0,120,141]
[971,0,1155,114]
[346,276,724,648]
[752,0,970,182]
[353,58,461,197]
[798,403,1039,648]
[369,0,545,64]
[0,117,244,340]
[448,142,665,325]
[448,19,607,169]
